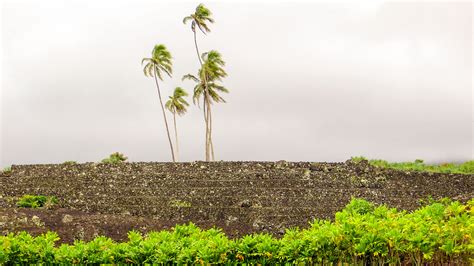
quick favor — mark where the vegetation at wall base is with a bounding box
[350,156,474,174]
[62,161,77,165]
[16,195,58,209]
[1,198,472,264]
[1,166,12,176]
[101,152,128,164]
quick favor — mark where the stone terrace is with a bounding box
[1,161,473,236]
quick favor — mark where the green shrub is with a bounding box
[350,156,368,163]
[351,157,474,174]
[1,166,12,175]
[62,161,77,165]
[101,152,127,164]
[16,195,58,208]
[0,199,472,264]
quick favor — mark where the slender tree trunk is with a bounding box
[194,30,203,65]
[153,67,176,162]
[194,30,214,161]
[204,97,209,161]
[204,96,215,161]
[207,95,215,160]
[205,91,210,161]
[173,111,179,161]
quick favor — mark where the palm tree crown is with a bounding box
[183,50,228,105]
[142,44,173,80]
[183,4,214,34]
[166,87,189,115]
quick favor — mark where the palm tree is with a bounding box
[183,4,214,65]
[142,44,176,162]
[183,50,228,161]
[165,87,189,161]
[183,3,216,161]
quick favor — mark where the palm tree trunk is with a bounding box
[153,67,176,162]
[207,95,215,160]
[173,111,179,161]
[203,95,215,161]
[194,30,214,161]
[204,91,210,161]
[194,30,203,65]
[204,98,208,161]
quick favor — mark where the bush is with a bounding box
[350,157,474,174]
[101,152,127,164]
[350,156,368,163]
[1,166,12,176]
[0,198,472,264]
[16,195,58,208]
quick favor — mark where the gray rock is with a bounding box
[62,214,74,224]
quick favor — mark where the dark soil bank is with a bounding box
[1,160,472,243]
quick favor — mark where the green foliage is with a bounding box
[1,166,12,175]
[165,87,189,116]
[62,161,77,165]
[16,195,58,209]
[351,156,474,174]
[169,200,191,208]
[183,4,214,34]
[183,50,229,105]
[101,152,127,164]
[142,44,173,81]
[350,156,368,163]
[0,199,472,264]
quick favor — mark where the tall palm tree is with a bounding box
[142,44,176,162]
[183,50,228,161]
[183,4,214,65]
[165,87,189,161]
[183,3,216,161]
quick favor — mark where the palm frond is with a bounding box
[182,74,199,82]
[183,16,193,24]
[208,89,226,103]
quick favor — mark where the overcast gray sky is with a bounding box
[1,0,472,166]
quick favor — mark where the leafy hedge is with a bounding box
[1,199,472,264]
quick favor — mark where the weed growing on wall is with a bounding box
[101,152,127,164]
[1,166,12,176]
[16,195,58,209]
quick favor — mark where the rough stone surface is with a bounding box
[62,214,73,224]
[0,160,472,243]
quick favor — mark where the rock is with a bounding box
[225,215,238,226]
[31,215,44,227]
[62,214,74,224]
[252,219,263,229]
[239,199,251,208]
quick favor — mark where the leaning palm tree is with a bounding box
[183,3,214,66]
[165,87,189,161]
[183,50,228,161]
[142,44,176,162]
[183,3,216,160]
